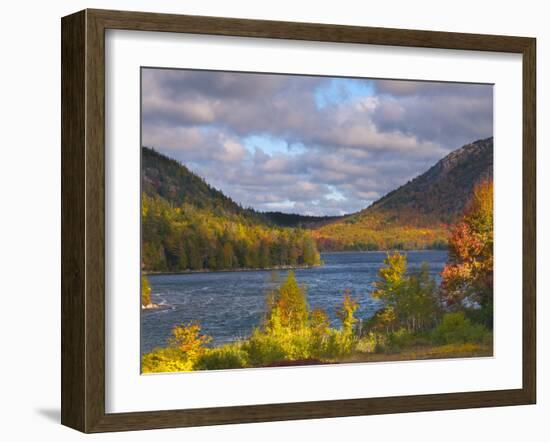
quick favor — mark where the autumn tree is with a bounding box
[337,290,359,334]
[302,236,321,266]
[372,252,407,304]
[310,308,330,337]
[221,242,235,268]
[401,263,440,332]
[369,252,407,333]
[441,179,493,326]
[141,275,152,307]
[141,194,321,273]
[265,271,309,331]
[168,321,212,361]
[369,252,439,334]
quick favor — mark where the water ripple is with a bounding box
[141,250,447,354]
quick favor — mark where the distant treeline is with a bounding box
[262,211,342,228]
[142,147,322,272]
[142,195,321,272]
[313,210,449,252]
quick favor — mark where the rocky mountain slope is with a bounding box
[313,138,493,250]
[366,137,493,224]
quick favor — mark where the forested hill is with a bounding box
[143,147,260,220]
[366,137,493,224]
[141,147,321,272]
[313,138,493,251]
[264,138,492,229]
[143,147,341,227]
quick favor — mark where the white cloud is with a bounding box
[141,69,493,215]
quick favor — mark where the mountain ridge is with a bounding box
[365,137,493,224]
[142,147,341,227]
[141,147,323,271]
[142,147,260,221]
[142,137,493,253]
[312,137,493,250]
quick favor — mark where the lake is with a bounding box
[141,250,448,355]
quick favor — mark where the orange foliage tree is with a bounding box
[169,321,212,361]
[441,179,493,326]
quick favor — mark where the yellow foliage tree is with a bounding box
[141,275,152,307]
[169,321,212,361]
[265,271,309,331]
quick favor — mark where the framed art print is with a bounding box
[61,9,536,433]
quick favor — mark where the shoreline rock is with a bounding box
[141,303,171,311]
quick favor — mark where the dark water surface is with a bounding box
[141,250,447,354]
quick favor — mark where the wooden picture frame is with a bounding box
[61,8,536,433]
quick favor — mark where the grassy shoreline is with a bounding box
[319,248,448,254]
[249,342,493,368]
[142,337,493,373]
[144,263,322,276]
[339,342,493,364]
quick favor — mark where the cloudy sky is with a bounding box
[142,68,493,216]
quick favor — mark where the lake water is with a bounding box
[141,250,448,354]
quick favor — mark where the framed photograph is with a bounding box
[61,9,536,433]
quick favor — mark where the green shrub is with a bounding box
[384,329,431,353]
[195,344,249,370]
[240,273,361,366]
[464,307,493,330]
[482,331,494,347]
[142,321,212,373]
[431,312,488,345]
[241,323,358,366]
[141,347,193,373]
[355,333,378,354]
[323,329,357,358]
[385,328,412,352]
[241,329,289,366]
